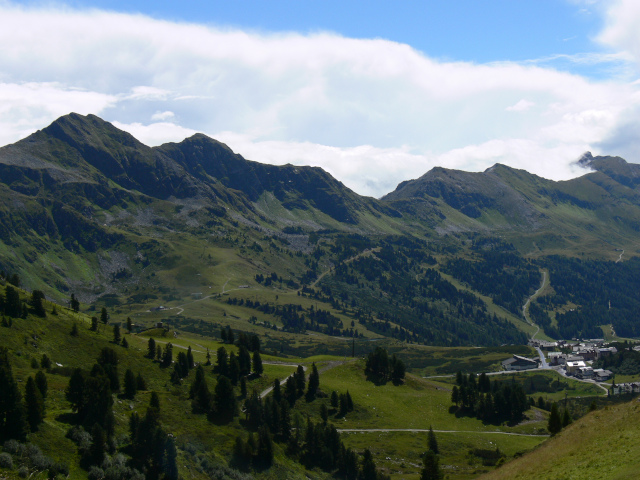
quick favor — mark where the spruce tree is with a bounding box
[40,354,51,370]
[360,448,377,480]
[147,337,156,358]
[136,373,147,391]
[100,307,108,324]
[187,346,194,370]
[164,435,179,480]
[90,317,98,331]
[228,352,240,385]
[215,347,229,376]
[0,348,28,441]
[562,408,572,427]
[70,293,79,313]
[113,324,121,344]
[427,425,439,454]
[211,375,237,423]
[252,350,263,376]
[126,317,132,333]
[161,343,173,368]
[306,363,319,400]
[295,365,306,396]
[189,366,211,414]
[421,450,442,480]
[24,376,45,431]
[238,345,251,376]
[548,403,562,435]
[124,369,137,399]
[30,290,46,318]
[34,370,48,399]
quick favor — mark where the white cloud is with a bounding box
[0,2,637,196]
[151,110,175,121]
[506,99,535,112]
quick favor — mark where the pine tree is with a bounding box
[34,370,48,399]
[421,450,442,480]
[295,365,306,396]
[273,378,282,403]
[205,348,211,366]
[228,352,240,385]
[147,338,156,358]
[331,391,339,409]
[161,343,173,368]
[360,448,378,480]
[40,354,51,370]
[122,337,129,348]
[215,347,229,376]
[24,376,45,431]
[0,348,28,441]
[124,369,137,399]
[240,377,247,398]
[126,317,133,333]
[29,290,46,318]
[187,346,194,370]
[100,307,109,324]
[70,322,79,337]
[90,317,98,331]
[211,375,237,423]
[548,403,562,435]
[427,425,439,454]
[238,345,251,376]
[90,423,106,465]
[252,350,263,376]
[306,363,319,400]
[562,408,572,427]
[189,366,211,414]
[113,324,121,344]
[70,293,79,313]
[164,435,179,480]
[136,373,147,391]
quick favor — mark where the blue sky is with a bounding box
[1,0,640,196]
[49,0,606,66]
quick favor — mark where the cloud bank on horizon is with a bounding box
[1,1,640,197]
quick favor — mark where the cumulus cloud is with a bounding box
[151,111,175,121]
[506,99,535,112]
[0,2,638,196]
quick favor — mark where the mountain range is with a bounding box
[1,113,640,344]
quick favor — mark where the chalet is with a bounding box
[612,383,640,395]
[548,352,564,366]
[577,366,594,379]
[191,292,203,299]
[566,360,586,375]
[577,349,597,361]
[593,369,613,381]
[502,355,538,371]
[597,347,617,358]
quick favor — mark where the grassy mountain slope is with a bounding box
[478,399,640,480]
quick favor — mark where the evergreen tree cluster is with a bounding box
[450,372,528,424]
[0,347,29,442]
[65,350,119,437]
[364,347,406,384]
[128,393,179,479]
[170,346,195,384]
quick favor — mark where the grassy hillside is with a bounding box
[478,399,640,480]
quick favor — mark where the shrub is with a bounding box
[88,466,105,480]
[0,452,13,469]
[2,439,22,455]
